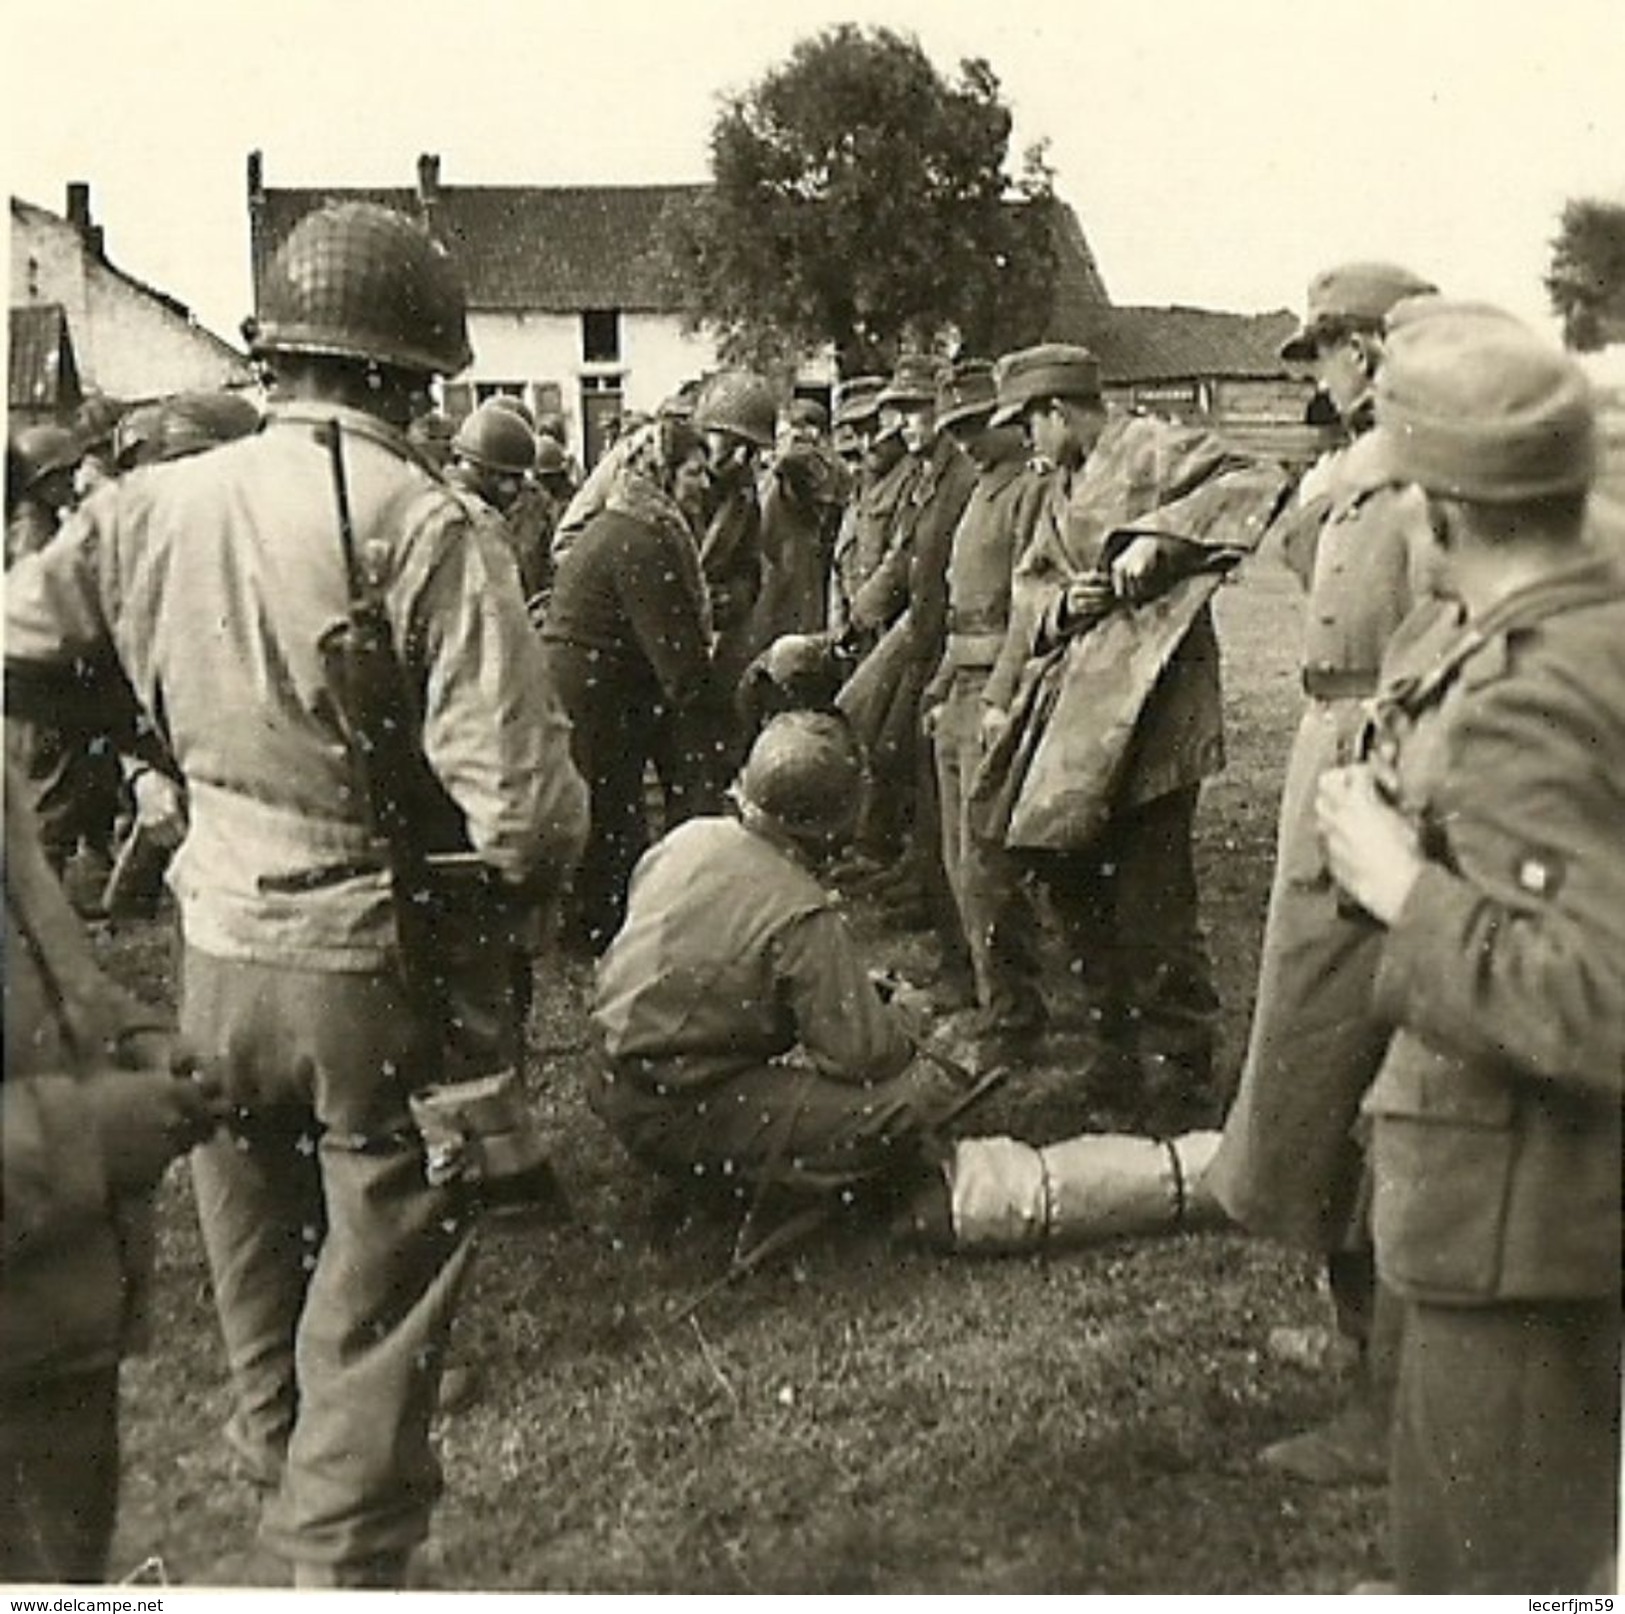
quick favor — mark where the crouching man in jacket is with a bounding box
[587,711,963,1200]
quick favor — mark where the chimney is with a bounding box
[416,153,441,205]
[246,151,268,317]
[65,182,104,257]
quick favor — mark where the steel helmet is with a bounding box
[73,394,127,454]
[11,424,81,492]
[534,436,570,476]
[112,403,167,471]
[693,369,778,449]
[151,391,262,463]
[534,410,568,445]
[735,711,866,851]
[485,392,536,429]
[245,201,472,377]
[453,400,537,475]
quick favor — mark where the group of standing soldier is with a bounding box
[2,194,1619,1597]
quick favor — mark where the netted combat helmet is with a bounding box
[245,201,472,377]
[693,369,778,449]
[735,710,867,852]
[453,401,537,474]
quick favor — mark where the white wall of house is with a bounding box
[460,308,720,457]
[11,206,250,400]
[78,265,251,398]
[11,208,88,313]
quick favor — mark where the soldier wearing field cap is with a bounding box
[1206,261,1451,1485]
[978,343,1289,1130]
[827,374,910,650]
[1316,306,1623,1593]
[838,354,975,981]
[920,359,1050,1062]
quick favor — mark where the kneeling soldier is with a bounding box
[588,711,964,1201]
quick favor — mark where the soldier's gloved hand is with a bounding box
[1061,574,1114,633]
[1108,536,1165,603]
[87,1069,226,1193]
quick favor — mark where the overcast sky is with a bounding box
[5,0,1623,349]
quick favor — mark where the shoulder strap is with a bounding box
[1391,564,1625,721]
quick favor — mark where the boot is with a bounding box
[1260,1278,1399,1486]
[1258,1393,1389,1485]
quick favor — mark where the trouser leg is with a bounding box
[576,719,652,955]
[1030,847,1121,1043]
[182,951,478,1580]
[0,1368,120,1583]
[913,698,970,982]
[259,1136,475,1575]
[589,1055,964,1198]
[189,1121,318,1489]
[1108,786,1218,1082]
[1392,1298,1622,1593]
[938,675,1043,1028]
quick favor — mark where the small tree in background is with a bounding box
[665,24,1059,375]
[1546,198,1625,351]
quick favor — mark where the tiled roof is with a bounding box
[255,185,704,313]
[251,176,1288,384]
[254,181,1116,325]
[1082,305,1299,382]
[9,303,81,412]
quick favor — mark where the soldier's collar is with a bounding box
[1470,554,1625,641]
[267,399,424,464]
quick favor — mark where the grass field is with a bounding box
[94,555,1392,1593]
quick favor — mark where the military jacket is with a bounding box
[1362,557,1625,1302]
[851,434,975,653]
[840,448,923,638]
[1295,431,1440,697]
[593,816,913,1092]
[4,401,588,971]
[2,790,169,1386]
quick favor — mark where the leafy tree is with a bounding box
[1546,198,1625,351]
[664,25,1059,375]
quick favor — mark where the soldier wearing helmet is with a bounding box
[6,421,126,904]
[447,400,536,516]
[446,400,553,604]
[71,395,127,500]
[587,711,964,1200]
[6,423,81,565]
[685,369,778,806]
[539,416,714,954]
[5,199,588,1588]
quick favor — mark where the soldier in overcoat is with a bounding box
[1205,263,1448,1483]
[1317,306,1623,1593]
